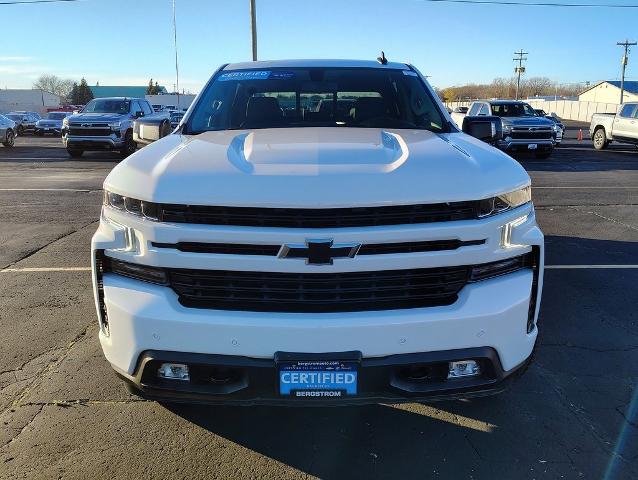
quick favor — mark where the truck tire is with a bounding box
[119,130,137,157]
[67,149,84,158]
[593,127,608,150]
[2,129,15,147]
[17,125,24,136]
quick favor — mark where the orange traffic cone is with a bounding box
[577,129,583,141]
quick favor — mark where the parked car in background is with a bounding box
[450,106,469,128]
[62,97,156,158]
[0,114,16,147]
[168,110,184,129]
[590,102,638,150]
[12,110,41,121]
[94,59,544,405]
[534,109,564,145]
[6,112,38,135]
[34,111,72,136]
[462,101,555,158]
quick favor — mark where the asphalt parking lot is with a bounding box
[0,123,636,479]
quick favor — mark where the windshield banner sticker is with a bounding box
[218,71,295,82]
[218,71,272,81]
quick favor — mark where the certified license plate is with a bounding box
[527,143,538,150]
[278,359,358,398]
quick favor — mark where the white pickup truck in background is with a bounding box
[590,102,638,150]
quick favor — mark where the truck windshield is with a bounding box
[47,112,68,120]
[186,67,447,133]
[490,103,537,117]
[82,99,130,114]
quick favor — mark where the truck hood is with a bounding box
[68,112,130,123]
[105,127,530,207]
[500,117,554,127]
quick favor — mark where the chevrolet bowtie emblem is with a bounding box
[279,239,361,265]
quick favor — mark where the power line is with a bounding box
[0,0,83,4]
[420,0,638,7]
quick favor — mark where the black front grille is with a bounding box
[151,239,486,256]
[168,266,470,313]
[158,202,481,228]
[69,128,111,136]
[511,130,552,140]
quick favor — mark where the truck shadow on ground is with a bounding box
[162,237,638,479]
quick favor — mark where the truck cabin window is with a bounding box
[187,68,446,133]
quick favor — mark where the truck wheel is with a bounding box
[593,128,608,150]
[67,149,84,158]
[17,125,24,136]
[120,131,137,157]
[2,130,15,147]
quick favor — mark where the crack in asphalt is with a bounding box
[535,364,636,471]
[0,219,97,271]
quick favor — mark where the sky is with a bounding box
[0,0,636,93]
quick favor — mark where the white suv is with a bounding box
[92,59,544,405]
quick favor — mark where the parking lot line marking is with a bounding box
[0,188,92,192]
[1,267,91,273]
[546,265,638,269]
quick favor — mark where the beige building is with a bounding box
[578,81,638,104]
[0,89,61,115]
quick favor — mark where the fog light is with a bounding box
[448,360,480,379]
[157,363,190,381]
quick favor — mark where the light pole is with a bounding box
[250,0,257,61]
[513,49,528,100]
[617,40,636,104]
[173,0,180,108]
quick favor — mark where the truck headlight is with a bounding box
[553,123,559,132]
[62,117,69,127]
[478,186,531,218]
[501,124,512,135]
[109,121,122,129]
[103,190,160,220]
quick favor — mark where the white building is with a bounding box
[0,89,61,115]
[145,93,196,111]
[578,81,638,104]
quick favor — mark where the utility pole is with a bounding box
[513,49,528,100]
[173,0,180,109]
[250,0,258,61]
[617,40,636,104]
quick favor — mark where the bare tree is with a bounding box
[33,75,75,100]
[524,77,554,97]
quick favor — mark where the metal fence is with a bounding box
[445,100,621,123]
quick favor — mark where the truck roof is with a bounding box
[223,59,411,71]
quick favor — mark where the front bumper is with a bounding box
[121,346,534,405]
[63,134,124,150]
[497,139,554,151]
[92,203,544,404]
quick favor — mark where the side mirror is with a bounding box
[462,115,502,144]
[134,110,144,118]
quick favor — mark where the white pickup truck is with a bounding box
[92,59,544,405]
[590,102,638,150]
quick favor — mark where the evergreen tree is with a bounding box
[76,78,94,104]
[69,82,79,104]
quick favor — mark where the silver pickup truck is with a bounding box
[590,102,638,150]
